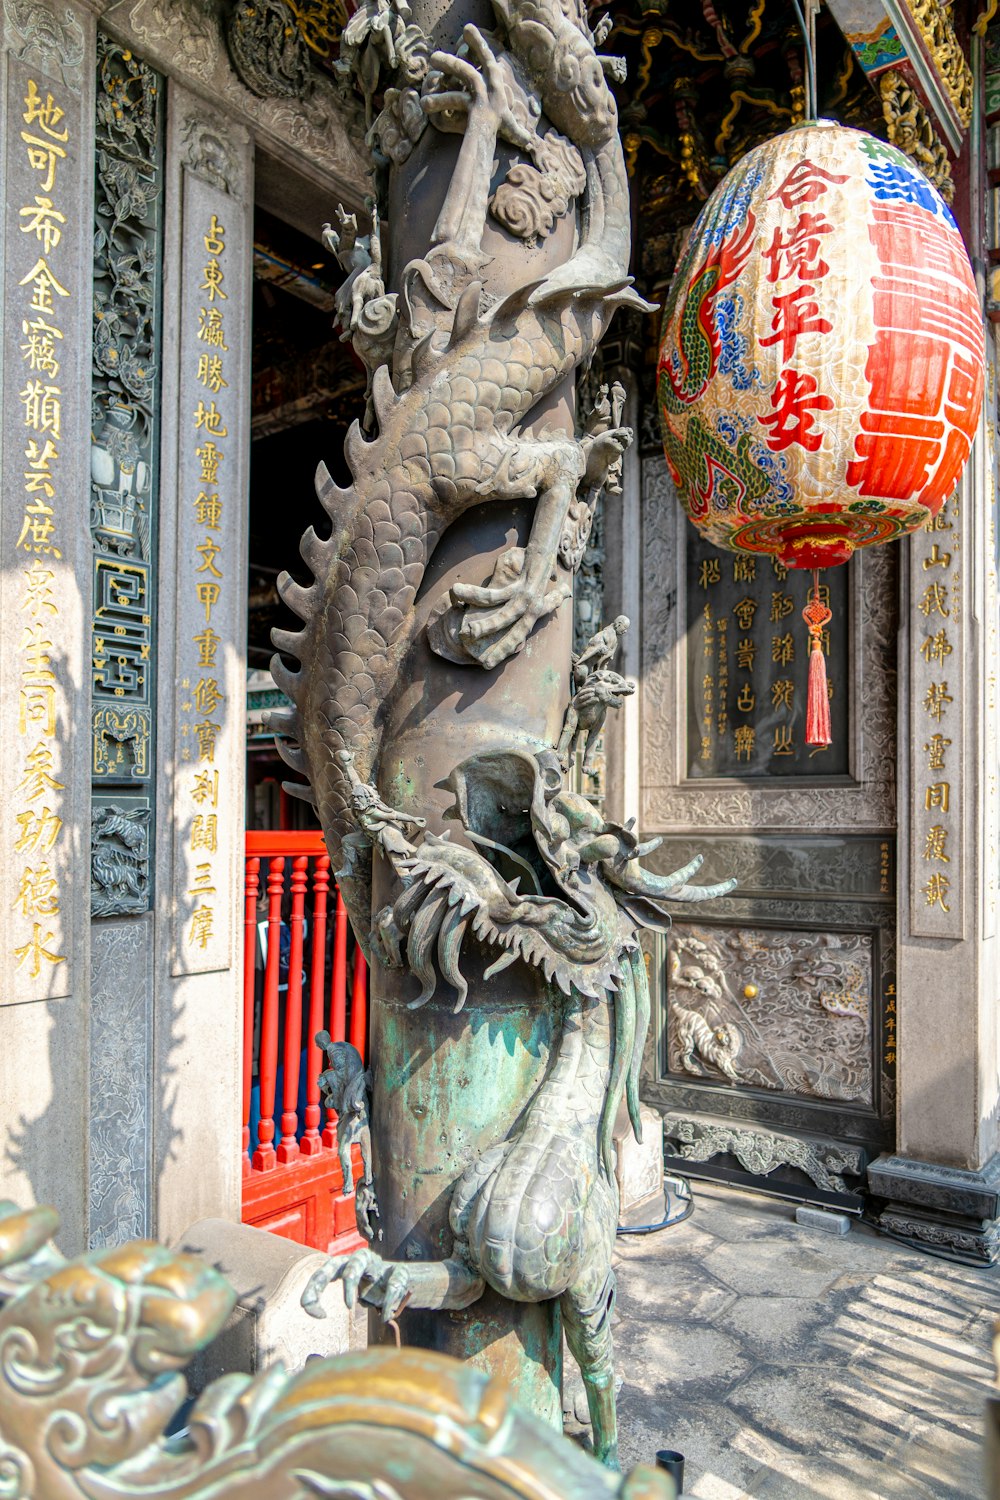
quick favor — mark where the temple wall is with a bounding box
[0,0,366,1253]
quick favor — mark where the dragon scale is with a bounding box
[280,0,735,1468]
[273,130,636,901]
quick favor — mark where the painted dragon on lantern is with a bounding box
[656,125,983,570]
[265,0,733,1469]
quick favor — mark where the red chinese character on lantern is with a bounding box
[759,369,833,453]
[760,285,833,362]
[768,159,849,209]
[846,206,982,503]
[763,212,834,283]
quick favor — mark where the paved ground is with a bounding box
[607,1180,1000,1498]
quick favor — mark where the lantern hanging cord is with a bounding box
[791,0,818,120]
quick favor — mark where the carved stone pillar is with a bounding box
[270,0,728,1466]
[150,82,253,1243]
[366,0,573,1426]
[870,318,1000,1263]
[0,0,97,1254]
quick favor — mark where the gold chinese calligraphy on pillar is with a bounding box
[9,77,73,990]
[168,120,250,978]
[910,491,963,939]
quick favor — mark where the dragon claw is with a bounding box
[382,1265,413,1322]
[333,1247,387,1309]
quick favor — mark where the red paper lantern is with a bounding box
[657,119,984,742]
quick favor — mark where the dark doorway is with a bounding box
[246,200,364,828]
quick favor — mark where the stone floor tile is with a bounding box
[698,1239,845,1298]
[617,1400,768,1495]
[743,1450,943,1499]
[616,1252,738,1324]
[686,1473,757,1498]
[723,1365,904,1467]
[612,1181,994,1500]
[891,1412,988,1497]
[837,1268,992,1333]
[616,1221,725,1263]
[677,1192,803,1246]
[715,1295,858,1366]
[623,1318,752,1400]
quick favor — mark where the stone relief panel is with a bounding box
[89,917,151,1246]
[119,0,217,82]
[666,922,875,1109]
[90,31,164,913]
[647,833,894,902]
[2,0,85,91]
[225,0,310,99]
[640,454,897,833]
[91,799,151,917]
[105,0,368,201]
[663,1116,867,1196]
[180,112,241,196]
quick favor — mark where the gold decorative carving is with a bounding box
[879,69,954,201]
[901,0,973,129]
[286,0,348,59]
[0,1203,674,1500]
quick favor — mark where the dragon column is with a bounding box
[272,0,733,1465]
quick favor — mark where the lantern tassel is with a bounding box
[803,570,833,749]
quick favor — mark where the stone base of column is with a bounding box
[867,1153,1000,1264]
[174,1218,361,1395]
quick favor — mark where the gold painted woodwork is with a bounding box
[901,0,973,130]
[879,68,954,200]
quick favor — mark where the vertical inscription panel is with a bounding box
[0,57,90,1004]
[686,535,851,777]
[908,491,964,939]
[169,128,250,976]
[639,457,897,834]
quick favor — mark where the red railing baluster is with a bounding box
[243,831,373,1233]
[242,856,261,1177]
[301,854,330,1157]
[323,887,350,1151]
[349,946,368,1063]
[277,854,309,1164]
[252,855,285,1173]
[330,888,348,1042]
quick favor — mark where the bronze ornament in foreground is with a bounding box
[0,1200,676,1497]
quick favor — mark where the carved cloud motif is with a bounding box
[490,129,586,244]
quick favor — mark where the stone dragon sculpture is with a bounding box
[267,0,734,1469]
[0,1201,674,1498]
[268,0,649,912]
[303,747,731,1468]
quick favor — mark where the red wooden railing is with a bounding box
[241,830,368,1252]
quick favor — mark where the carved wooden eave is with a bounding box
[97,0,368,209]
[825,0,972,156]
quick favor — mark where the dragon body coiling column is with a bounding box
[272,0,734,1465]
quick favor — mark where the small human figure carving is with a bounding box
[316,1032,382,1242]
[558,617,633,775]
[572,613,629,687]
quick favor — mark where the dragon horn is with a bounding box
[606,852,704,898]
[662,877,738,902]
